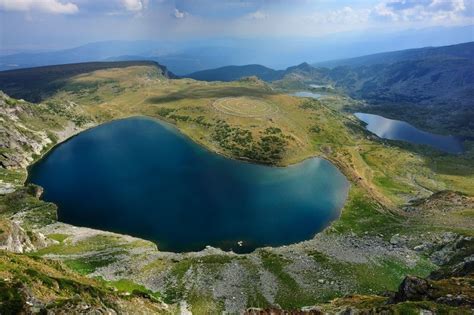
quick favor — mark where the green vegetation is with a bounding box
[212,121,288,163]
[103,279,162,302]
[330,186,401,236]
[64,255,121,275]
[47,233,69,243]
[0,185,57,229]
[34,235,129,256]
[308,249,435,293]
[259,250,322,308]
[0,62,472,313]
[187,291,224,314]
[0,251,169,313]
[0,61,166,103]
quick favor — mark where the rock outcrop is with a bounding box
[0,91,53,169]
[0,219,53,253]
[0,91,94,171]
[391,275,474,308]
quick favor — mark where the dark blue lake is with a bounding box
[355,113,464,154]
[28,117,349,253]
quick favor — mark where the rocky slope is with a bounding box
[0,250,171,314]
[0,91,53,169]
[2,184,472,314]
[0,90,94,175]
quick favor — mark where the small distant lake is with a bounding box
[309,84,334,90]
[290,91,324,99]
[28,117,349,253]
[355,113,464,154]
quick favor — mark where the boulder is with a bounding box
[392,276,433,303]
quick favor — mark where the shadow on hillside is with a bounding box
[146,86,274,104]
[0,61,159,103]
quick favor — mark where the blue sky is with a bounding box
[0,0,473,52]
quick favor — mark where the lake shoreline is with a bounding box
[354,112,465,154]
[28,116,350,254]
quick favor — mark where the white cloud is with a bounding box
[429,0,465,12]
[324,6,370,24]
[0,0,78,14]
[173,8,187,19]
[121,0,148,12]
[305,6,370,26]
[372,0,468,22]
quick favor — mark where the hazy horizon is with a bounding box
[1,0,473,51]
[1,1,473,74]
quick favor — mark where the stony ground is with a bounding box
[4,186,470,313]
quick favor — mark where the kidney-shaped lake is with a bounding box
[28,117,349,253]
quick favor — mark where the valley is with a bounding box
[0,58,472,313]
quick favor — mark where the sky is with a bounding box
[0,0,473,52]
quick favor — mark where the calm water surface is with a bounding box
[290,91,324,99]
[28,117,349,253]
[355,113,464,154]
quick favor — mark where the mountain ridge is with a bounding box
[314,41,474,68]
[184,42,474,136]
[0,60,176,103]
[186,64,284,82]
[186,42,474,82]
[1,25,472,74]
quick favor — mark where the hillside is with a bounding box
[185,62,329,83]
[325,56,474,136]
[0,62,472,313]
[0,61,176,103]
[186,64,284,82]
[0,250,170,314]
[320,43,474,137]
[315,41,474,68]
[188,42,474,136]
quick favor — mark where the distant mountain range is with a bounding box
[186,61,335,82]
[0,41,472,136]
[186,42,474,136]
[315,41,474,68]
[1,25,472,75]
[185,42,474,107]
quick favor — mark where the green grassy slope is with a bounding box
[0,60,175,103]
[0,250,171,314]
[0,62,472,313]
